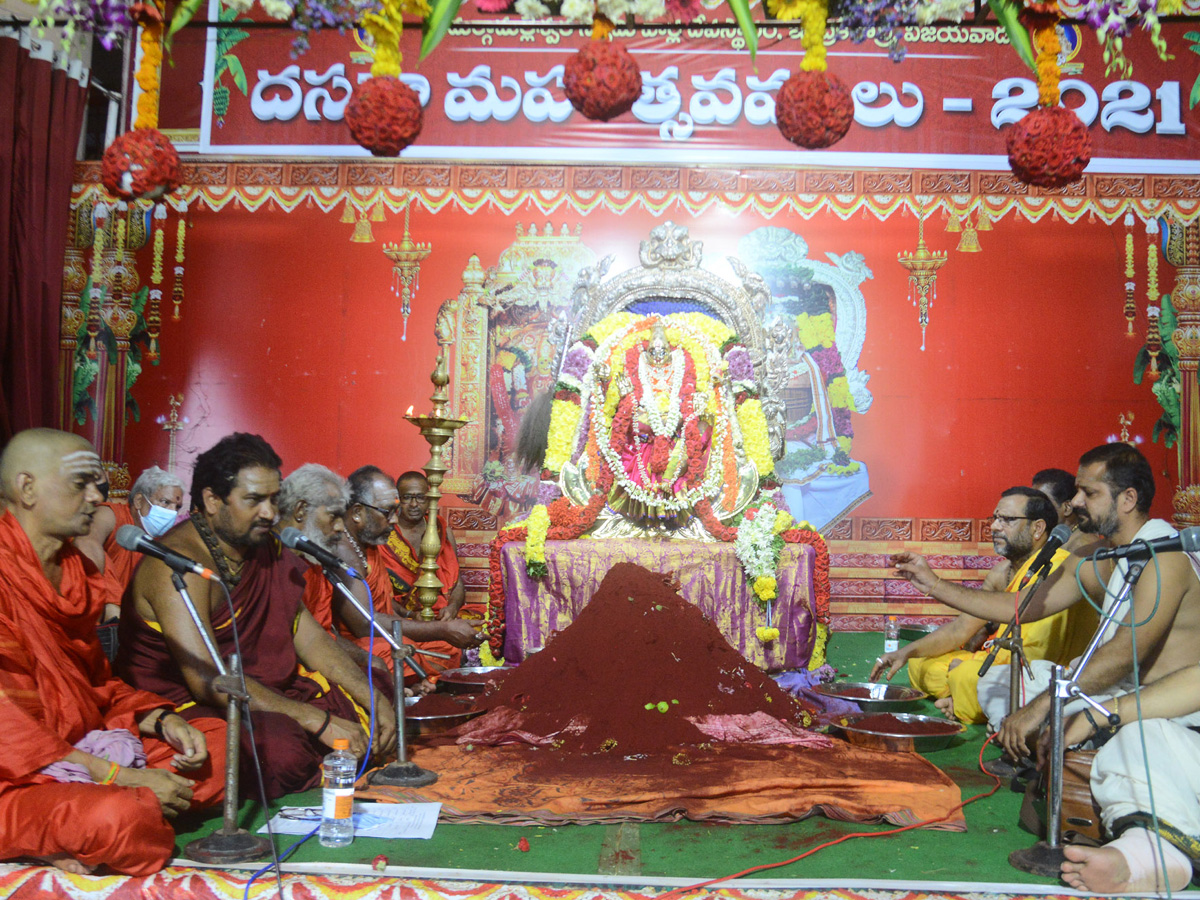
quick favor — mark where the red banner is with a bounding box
[178,5,1200,171]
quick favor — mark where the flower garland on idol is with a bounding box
[785,311,859,476]
[485,312,829,662]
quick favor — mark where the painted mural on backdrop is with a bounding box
[165,11,1200,170]
[739,228,874,528]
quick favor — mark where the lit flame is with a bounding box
[406,405,414,416]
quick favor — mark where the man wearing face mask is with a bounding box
[79,466,185,622]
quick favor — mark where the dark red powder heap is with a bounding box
[469,563,818,754]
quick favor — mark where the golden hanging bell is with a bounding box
[351,215,375,243]
[370,200,386,223]
[956,221,981,252]
[976,211,992,232]
[340,203,357,224]
[945,214,962,233]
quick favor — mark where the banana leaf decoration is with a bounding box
[165,0,206,52]
[987,0,1037,75]
[728,0,758,65]
[420,0,465,61]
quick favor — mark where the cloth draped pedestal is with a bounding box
[499,539,817,672]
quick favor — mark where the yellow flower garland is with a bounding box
[753,575,777,602]
[736,399,774,477]
[523,504,551,568]
[772,509,793,534]
[585,311,637,345]
[826,376,855,412]
[362,0,409,78]
[133,11,164,130]
[795,312,834,350]
[544,398,583,474]
[1033,11,1062,108]
[808,622,830,669]
[756,626,780,642]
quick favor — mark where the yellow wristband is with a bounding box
[99,761,120,785]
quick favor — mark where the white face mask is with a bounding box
[140,503,178,537]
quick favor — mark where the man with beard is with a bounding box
[117,434,396,799]
[896,443,1200,757]
[341,466,482,679]
[872,487,1083,724]
[0,429,224,875]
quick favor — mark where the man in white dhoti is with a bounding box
[1057,663,1200,893]
[893,442,1200,762]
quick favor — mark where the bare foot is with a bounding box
[34,855,96,876]
[934,696,955,719]
[1062,839,1191,894]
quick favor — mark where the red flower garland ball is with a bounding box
[101,128,182,201]
[1006,106,1092,189]
[775,71,854,150]
[345,77,423,157]
[562,41,643,122]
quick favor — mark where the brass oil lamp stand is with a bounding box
[369,347,466,788]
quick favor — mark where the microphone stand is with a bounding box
[978,565,1049,720]
[167,573,271,863]
[321,565,431,681]
[1008,559,1140,877]
[368,620,438,788]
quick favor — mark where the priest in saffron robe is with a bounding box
[117,434,396,800]
[345,467,482,678]
[0,429,225,876]
[279,462,424,686]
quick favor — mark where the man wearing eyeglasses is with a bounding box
[343,466,482,678]
[872,486,1088,725]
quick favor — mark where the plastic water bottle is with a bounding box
[319,738,356,847]
[883,616,900,655]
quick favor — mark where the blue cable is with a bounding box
[242,569,381,898]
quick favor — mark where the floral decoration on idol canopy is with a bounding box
[488,223,831,656]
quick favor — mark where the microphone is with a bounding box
[116,524,221,582]
[1025,523,1073,580]
[1091,527,1200,562]
[279,527,360,578]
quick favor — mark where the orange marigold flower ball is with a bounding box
[345,77,424,157]
[562,41,643,122]
[775,71,854,150]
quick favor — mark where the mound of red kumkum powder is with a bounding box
[462,563,819,754]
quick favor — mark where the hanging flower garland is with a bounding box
[133,2,165,130]
[101,128,183,201]
[1005,0,1091,189]
[782,311,859,475]
[345,0,426,155]
[769,0,854,150]
[562,38,643,122]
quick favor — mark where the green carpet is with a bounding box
[173,631,1058,887]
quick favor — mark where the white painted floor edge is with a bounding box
[169,857,1200,898]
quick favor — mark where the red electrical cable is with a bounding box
[654,734,1004,900]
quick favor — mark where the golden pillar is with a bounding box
[1166,220,1200,526]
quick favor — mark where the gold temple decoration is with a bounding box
[976,210,993,232]
[1124,211,1137,337]
[158,393,186,474]
[1118,411,1135,443]
[383,198,431,342]
[945,213,962,233]
[1164,218,1200,528]
[898,211,948,351]
[406,347,467,621]
[956,217,981,253]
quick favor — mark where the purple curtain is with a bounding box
[0,33,89,443]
